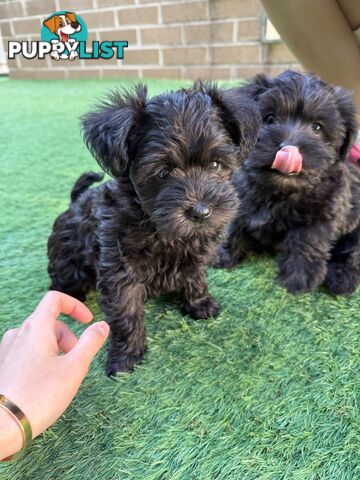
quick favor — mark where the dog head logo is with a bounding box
[43,12,81,43]
[41,11,87,61]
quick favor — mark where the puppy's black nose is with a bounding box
[188,203,211,221]
[71,21,80,28]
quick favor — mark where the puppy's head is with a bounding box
[43,12,81,41]
[241,70,358,191]
[82,82,260,240]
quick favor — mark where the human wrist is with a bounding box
[0,405,24,460]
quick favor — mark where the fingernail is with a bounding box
[94,322,109,337]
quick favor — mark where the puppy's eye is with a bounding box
[312,122,322,135]
[209,161,221,172]
[264,114,276,125]
[157,168,171,179]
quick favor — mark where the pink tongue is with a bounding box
[271,145,302,174]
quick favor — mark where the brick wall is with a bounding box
[0,0,302,80]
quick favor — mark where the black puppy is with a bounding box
[217,70,360,295]
[48,82,260,375]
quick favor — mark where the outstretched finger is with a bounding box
[30,291,93,330]
[65,321,109,376]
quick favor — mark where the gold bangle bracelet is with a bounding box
[0,394,33,461]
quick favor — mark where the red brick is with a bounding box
[99,28,137,45]
[162,1,208,24]
[185,22,233,44]
[13,18,41,35]
[210,0,262,20]
[0,1,23,19]
[102,68,139,78]
[82,11,115,29]
[27,0,56,17]
[117,6,158,26]
[10,69,67,79]
[56,0,94,12]
[2,37,11,53]
[163,47,206,65]
[237,19,261,41]
[20,56,48,68]
[92,0,133,6]
[82,55,118,66]
[212,45,261,64]
[67,69,101,78]
[86,31,98,43]
[138,0,168,3]
[0,22,13,37]
[143,67,182,79]
[48,57,82,68]
[6,57,18,69]
[123,48,159,64]
[235,66,263,79]
[141,26,182,45]
[184,66,231,80]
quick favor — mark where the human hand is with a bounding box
[0,291,109,459]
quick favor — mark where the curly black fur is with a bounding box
[216,70,360,296]
[48,82,261,375]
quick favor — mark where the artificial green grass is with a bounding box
[0,77,360,480]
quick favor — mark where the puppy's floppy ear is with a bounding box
[333,86,358,162]
[239,73,274,99]
[218,88,262,160]
[65,12,77,23]
[81,84,147,176]
[43,15,58,33]
[195,81,261,161]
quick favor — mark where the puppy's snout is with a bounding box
[71,21,80,29]
[188,202,211,221]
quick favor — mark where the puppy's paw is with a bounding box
[50,51,60,61]
[106,350,145,377]
[181,296,220,319]
[325,262,360,296]
[277,261,324,294]
[69,50,78,61]
[213,245,240,269]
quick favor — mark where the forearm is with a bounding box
[277,224,333,293]
[0,408,24,461]
[281,224,333,260]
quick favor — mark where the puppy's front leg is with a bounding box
[99,281,147,376]
[277,224,333,294]
[214,220,254,269]
[180,268,220,319]
[325,225,360,295]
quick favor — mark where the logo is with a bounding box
[8,11,128,62]
[41,11,87,61]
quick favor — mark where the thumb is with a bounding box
[67,321,110,373]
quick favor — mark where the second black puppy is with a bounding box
[48,82,260,375]
[217,70,360,295]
